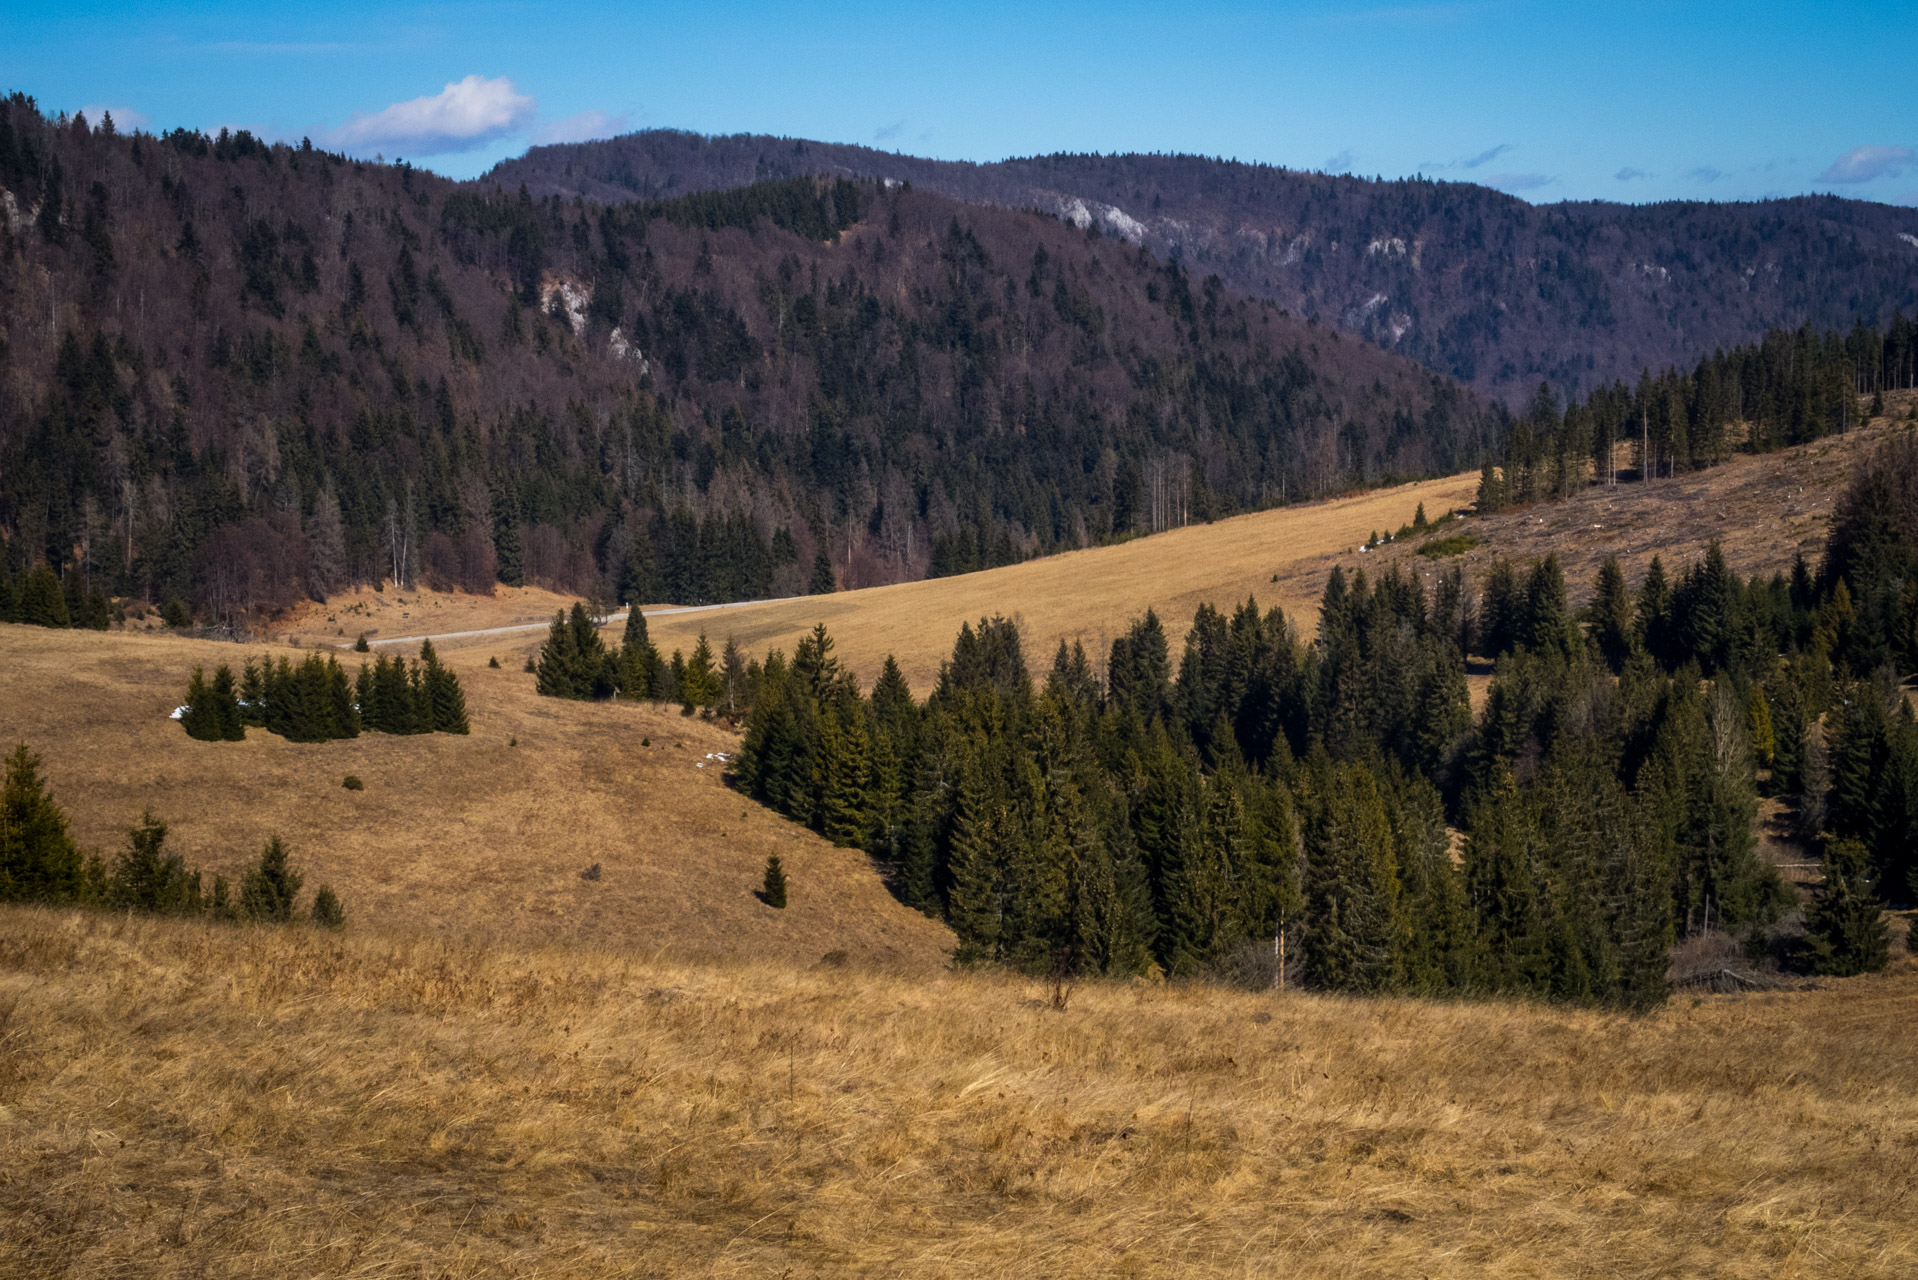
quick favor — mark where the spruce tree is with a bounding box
[816,714,867,846]
[809,544,837,594]
[180,666,221,740]
[945,764,1004,961]
[535,610,581,698]
[107,811,199,915]
[240,835,303,922]
[682,633,720,712]
[311,884,345,928]
[239,659,266,726]
[1806,839,1890,975]
[1588,555,1634,672]
[18,564,70,627]
[420,641,470,733]
[761,855,788,908]
[618,604,661,699]
[211,664,246,741]
[0,742,85,903]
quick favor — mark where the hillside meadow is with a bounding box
[0,624,949,969]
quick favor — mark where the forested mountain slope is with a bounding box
[488,131,1918,402]
[0,95,1495,626]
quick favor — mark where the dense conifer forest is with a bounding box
[727,436,1918,1004]
[0,93,1495,629]
[1476,321,1918,509]
[489,130,1918,401]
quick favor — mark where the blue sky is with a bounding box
[4,0,1916,205]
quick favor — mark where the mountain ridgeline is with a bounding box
[0,95,1494,625]
[487,130,1918,403]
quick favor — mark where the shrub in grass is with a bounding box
[1417,533,1480,558]
[310,885,345,929]
[342,775,364,791]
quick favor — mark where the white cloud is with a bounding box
[532,109,630,146]
[1485,172,1552,192]
[1324,148,1356,173]
[79,104,151,132]
[874,120,905,142]
[1688,165,1723,184]
[1615,166,1648,181]
[324,75,535,156]
[1819,145,1915,184]
[1457,143,1510,170]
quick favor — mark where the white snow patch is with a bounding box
[1058,198,1094,230]
[539,276,592,335]
[1366,237,1407,257]
[1101,205,1148,242]
[1360,292,1389,314]
[608,327,650,373]
[1634,262,1670,283]
[1279,234,1309,267]
[1899,232,1918,249]
[0,188,32,237]
[169,706,187,721]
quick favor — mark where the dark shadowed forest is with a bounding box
[490,130,1918,403]
[0,94,1496,629]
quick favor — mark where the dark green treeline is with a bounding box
[1478,319,1918,511]
[733,437,1918,1002]
[181,640,469,742]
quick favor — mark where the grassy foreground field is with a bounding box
[2,907,1915,1279]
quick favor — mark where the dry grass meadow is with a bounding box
[2,908,1915,1279]
[5,412,1917,1276]
[0,624,950,970]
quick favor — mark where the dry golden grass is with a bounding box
[635,472,1482,693]
[2,906,1914,1278]
[601,423,1890,694]
[0,624,950,971]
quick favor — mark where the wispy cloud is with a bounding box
[1688,165,1723,184]
[1819,144,1914,184]
[1484,172,1552,192]
[1615,166,1648,182]
[532,109,629,146]
[1418,142,1511,172]
[874,120,905,142]
[321,75,535,157]
[1324,148,1356,173]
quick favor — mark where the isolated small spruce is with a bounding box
[762,854,788,908]
[0,742,85,904]
[488,655,500,668]
[342,774,364,791]
[354,633,370,652]
[310,884,345,929]
[240,835,303,923]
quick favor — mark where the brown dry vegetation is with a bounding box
[0,624,949,970]
[2,908,1915,1278]
[625,470,1476,693]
